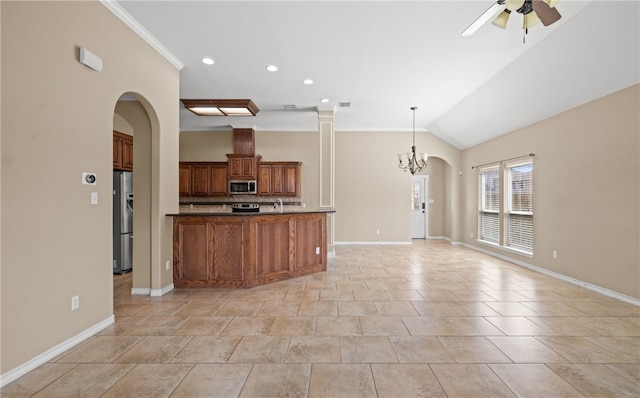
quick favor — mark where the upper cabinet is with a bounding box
[258,162,301,197]
[113,131,133,171]
[227,154,261,180]
[180,162,229,197]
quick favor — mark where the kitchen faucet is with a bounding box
[277,198,283,213]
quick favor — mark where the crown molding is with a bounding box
[99,0,184,70]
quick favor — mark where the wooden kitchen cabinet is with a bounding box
[227,155,260,180]
[179,162,229,197]
[113,131,133,171]
[258,162,301,197]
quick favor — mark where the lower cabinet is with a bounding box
[172,213,327,288]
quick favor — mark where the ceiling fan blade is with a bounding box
[532,0,561,26]
[461,1,504,36]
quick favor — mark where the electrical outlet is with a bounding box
[71,295,80,311]
[552,250,558,259]
[91,192,98,205]
[165,260,171,270]
[376,229,380,235]
[315,247,320,255]
[470,232,474,238]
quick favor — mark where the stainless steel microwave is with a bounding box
[229,180,257,195]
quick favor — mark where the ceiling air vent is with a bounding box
[339,102,351,108]
[283,104,297,110]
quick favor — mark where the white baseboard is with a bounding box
[131,287,151,295]
[334,241,412,245]
[0,316,115,388]
[150,283,174,297]
[460,242,640,307]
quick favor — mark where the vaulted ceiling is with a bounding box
[115,0,639,149]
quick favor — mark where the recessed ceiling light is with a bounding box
[320,98,330,103]
[266,65,278,72]
[303,79,314,85]
[202,57,214,65]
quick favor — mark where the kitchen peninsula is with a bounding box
[168,206,334,288]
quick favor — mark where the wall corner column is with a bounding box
[318,109,335,256]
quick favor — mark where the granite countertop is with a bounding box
[167,205,335,217]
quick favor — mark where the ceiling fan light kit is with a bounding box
[464,0,561,40]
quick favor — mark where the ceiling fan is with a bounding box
[461,0,561,39]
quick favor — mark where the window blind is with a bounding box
[507,163,533,252]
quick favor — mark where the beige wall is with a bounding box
[334,131,461,243]
[1,0,179,375]
[460,84,640,299]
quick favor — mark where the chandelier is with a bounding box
[398,107,428,175]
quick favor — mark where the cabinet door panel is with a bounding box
[210,164,228,196]
[295,217,323,269]
[254,219,291,276]
[191,165,210,196]
[284,165,299,196]
[179,164,191,197]
[213,221,244,280]
[176,221,212,281]
[122,136,134,170]
[113,135,122,169]
[271,165,285,196]
[257,165,272,196]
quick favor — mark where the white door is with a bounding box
[411,175,429,239]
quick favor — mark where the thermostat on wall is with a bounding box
[82,172,97,185]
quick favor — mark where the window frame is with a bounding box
[477,159,534,258]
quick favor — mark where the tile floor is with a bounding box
[2,240,639,397]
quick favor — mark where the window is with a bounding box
[478,160,533,256]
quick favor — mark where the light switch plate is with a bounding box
[91,192,98,205]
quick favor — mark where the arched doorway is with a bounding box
[112,93,154,295]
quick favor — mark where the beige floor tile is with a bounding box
[219,316,275,336]
[240,364,311,397]
[247,290,287,302]
[56,336,144,363]
[170,364,252,397]
[548,363,640,398]
[173,316,233,336]
[384,290,425,301]
[605,363,640,385]
[375,301,419,316]
[269,316,317,336]
[298,301,338,316]
[309,364,377,398]
[489,364,584,397]
[32,363,134,397]
[485,316,553,335]
[257,301,301,316]
[487,336,568,363]
[335,280,368,291]
[450,290,497,301]
[599,301,640,316]
[484,301,542,316]
[372,364,446,397]
[171,336,242,363]
[520,301,589,316]
[337,301,379,316]
[227,336,290,363]
[126,315,190,335]
[535,336,629,363]
[584,336,640,363]
[410,301,460,316]
[403,316,458,336]
[215,301,263,316]
[284,290,320,301]
[340,336,398,363]
[114,336,193,363]
[316,316,362,336]
[565,301,627,316]
[430,364,516,397]
[389,336,455,363]
[135,301,189,316]
[481,290,532,302]
[0,363,78,397]
[444,317,506,336]
[101,363,193,398]
[360,316,410,336]
[97,316,148,336]
[448,302,502,316]
[417,289,461,301]
[571,316,640,336]
[318,290,354,301]
[174,301,226,316]
[526,316,600,335]
[305,280,337,291]
[353,290,389,301]
[438,336,512,363]
[285,336,342,363]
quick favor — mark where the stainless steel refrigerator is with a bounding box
[113,171,133,274]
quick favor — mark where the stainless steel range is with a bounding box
[231,203,260,213]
